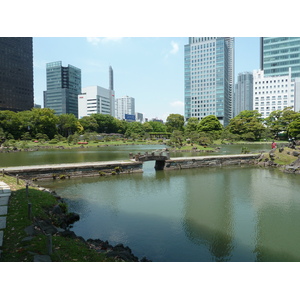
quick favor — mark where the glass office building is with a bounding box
[234,72,253,116]
[184,37,234,126]
[0,37,33,111]
[44,61,81,118]
[261,37,300,79]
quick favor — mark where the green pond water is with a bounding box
[2,143,300,261]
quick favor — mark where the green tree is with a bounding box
[166,114,184,132]
[115,119,128,134]
[142,122,153,133]
[265,107,299,139]
[0,110,22,139]
[227,110,265,141]
[264,110,285,139]
[148,121,167,133]
[185,117,199,134]
[124,122,145,139]
[197,115,223,132]
[57,114,80,137]
[288,116,300,138]
[280,107,299,138]
[18,108,59,139]
[92,114,118,133]
[78,115,99,133]
[168,130,184,148]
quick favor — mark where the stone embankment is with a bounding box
[164,154,261,170]
[3,160,143,181]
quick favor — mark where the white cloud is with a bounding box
[164,41,179,60]
[170,100,184,108]
[170,41,179,54]
[86,37,124,45]
[86,37,101,45]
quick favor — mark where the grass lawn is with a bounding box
[273,148,299,165]
[0,175,114,262]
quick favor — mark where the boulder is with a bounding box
[52,205,62,215]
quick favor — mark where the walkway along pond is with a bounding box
[2,153,261,181]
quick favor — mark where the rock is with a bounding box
[24,225,40,236]
[140,257,152,262]
[36,219,58,235]
[52,205,62,215]
[292,151,300,157]
[34,255,52,262]
[64,212,80,226]
[21,236,35,242]
[58,230,77,239]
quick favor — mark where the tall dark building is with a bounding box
[0,37,34,111]
[109,65,114,91]
[44,61,81,118]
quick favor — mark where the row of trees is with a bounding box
[0,108,171,141]
[1,107,300,144]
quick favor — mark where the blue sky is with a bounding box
[33,37,260,121]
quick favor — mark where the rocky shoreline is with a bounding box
[26,184,151,262]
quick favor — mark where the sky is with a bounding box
[33,37,260,121]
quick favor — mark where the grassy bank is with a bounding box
[0,175,115,262]
[2,139,165,150]
[273,148,299,165]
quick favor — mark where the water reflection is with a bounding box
[19,144,300,262]
[182,168,234,261]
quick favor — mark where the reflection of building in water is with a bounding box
[250,169,300,262]
[183,168,234,261]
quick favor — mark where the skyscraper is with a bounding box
[44,61,81,118]
[0,37,33,111]
[78,86,115,118]
[115,96,135,120]
[253,68,298,118]
[261,37,300,79]
[234,72,253,116]
[184,37,234,126]
[109,65,114,91]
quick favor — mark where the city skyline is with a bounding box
[33,37,260,121]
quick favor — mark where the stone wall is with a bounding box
[4,161,143,181]
[164,154,261,170]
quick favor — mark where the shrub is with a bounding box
[114,166,123,173]
[58,202,68,214]
[49,139,58,144]
[241,147,250,154]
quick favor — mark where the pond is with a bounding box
[11,143,299,262]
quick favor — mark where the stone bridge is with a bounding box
[129,150,170,170]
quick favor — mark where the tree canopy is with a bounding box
[227,110,265,141]
[1,108,300,143]
[166,114,184,132]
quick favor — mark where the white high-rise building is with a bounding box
[115,96,135,120]
[78,86,115,118]
[253,69,299,118]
